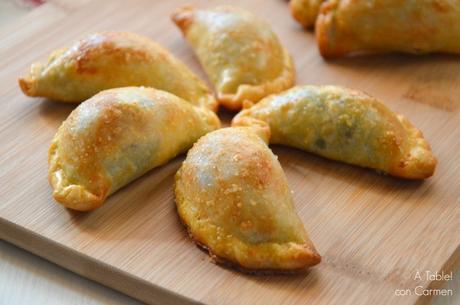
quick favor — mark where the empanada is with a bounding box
[316,0,460,58]
[19,32,217,111]
[172,6,295,111]
[175,127,321,273]
[290,0,324,28]
[233,86,437,179]
[49,87,220,211]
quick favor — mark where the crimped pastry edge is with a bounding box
[174,166,321,275]
[172,6,296,111]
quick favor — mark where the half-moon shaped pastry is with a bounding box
[175,127,321,273]
[316,0,460,58]
[233,86,437,179]
[19,31,217,111]
[49,87,220,211]
[290,0,324,28]
[172,6,295,111]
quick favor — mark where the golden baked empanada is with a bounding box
[49,87,220,211]
[175,127,321,273]
[316,0,460,58]
[290,0,324,28]
[172,6,295,111]
[233,86,437,179]
[19,32,217,111]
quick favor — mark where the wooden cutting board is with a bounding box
[0,1,459,304]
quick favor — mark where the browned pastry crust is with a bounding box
[19,31,217,111]
[289,0,325,28]
[172,6,295,111]
[49,87,220,211]
[175,199,319,275]
[232,85,437,179]
[316,0,460,58]
[175,127,321,273]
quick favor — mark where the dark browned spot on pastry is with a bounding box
[314,138,326,149]
[190,231,316,275]
[253,153,273,187]
[73,38,111,74]
[344,127,353,139]
[18,77,34,96]
[171,6,195,34]
[74,39,149,75]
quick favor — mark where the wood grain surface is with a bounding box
[0,1,459,305]
[2,239,458,305]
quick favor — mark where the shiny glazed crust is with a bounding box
[172,6,295,111]
[289,0,324,28]
[232,86,437,179]
[19,31,217,111]
[175,127,321,272]
[49,87,220,211]
[316,0,460,58]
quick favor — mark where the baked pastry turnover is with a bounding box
[49,87,220,211]
[19,32,217,111]
[172,6,295,111]
[316,0,460,58]
[233,86,437,179]
[175,127,321,273]
[290,0,324,28]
